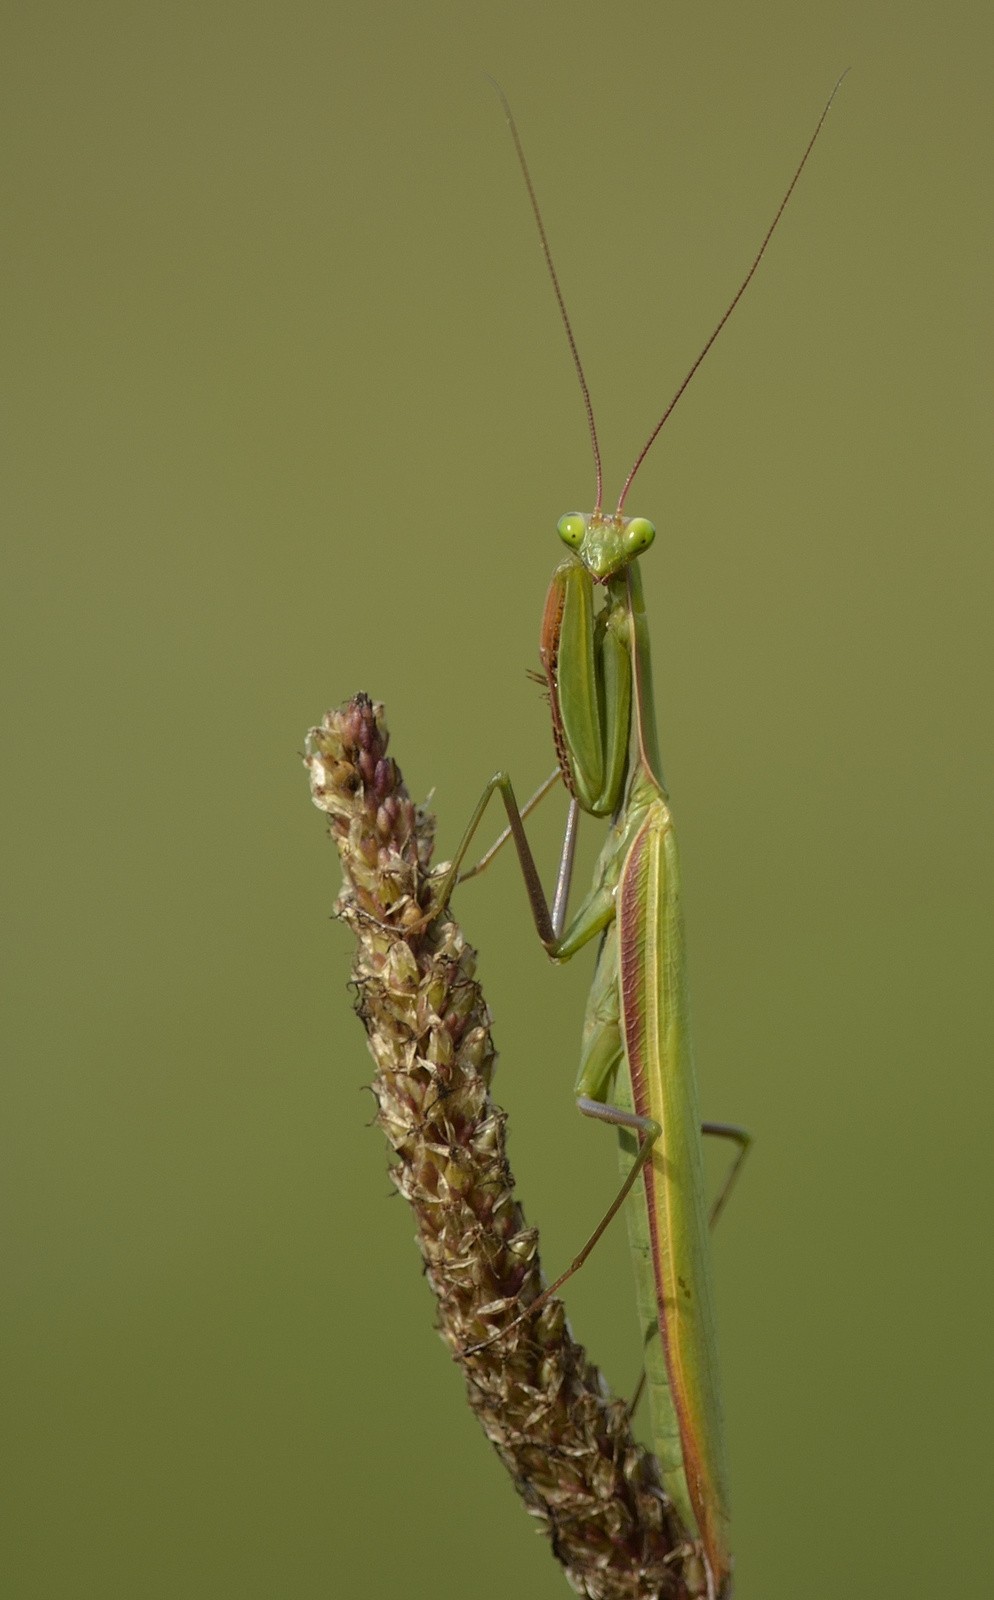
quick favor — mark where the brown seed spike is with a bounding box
[305,695,703,1599]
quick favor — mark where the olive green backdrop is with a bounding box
[2,3,990,1596]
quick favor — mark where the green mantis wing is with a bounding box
[576,920,695,1528]
[617,789,731,1588]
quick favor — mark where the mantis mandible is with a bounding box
[435,77,846,1600]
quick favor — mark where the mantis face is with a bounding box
[557,511,656,582]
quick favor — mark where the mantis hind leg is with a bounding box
[510,1095,662,1330]
[520,925,664,1315]
[701,1121,753,1230]
[472,939,658,1346]
[463,1090,660,1357]
[626,1121,753,1422]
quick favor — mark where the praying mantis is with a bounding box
[434,78,846,1599]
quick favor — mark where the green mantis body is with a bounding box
[438,78,845,1600]
[547,528,723,1561]
[542,529,733,1585]
[446,530,735,1591]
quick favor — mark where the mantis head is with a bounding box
[557,512,656,582]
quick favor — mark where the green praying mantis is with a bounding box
[433,77,846,1599]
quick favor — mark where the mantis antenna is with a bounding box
[617,70,850,512]
[486,75,604,514]
[488,71,849,516]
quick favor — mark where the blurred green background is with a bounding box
[2,2,991,1596]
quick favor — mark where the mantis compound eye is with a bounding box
[623,517,656,554]
[557,513,586,549]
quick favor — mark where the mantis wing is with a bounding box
[618,799,732,1591]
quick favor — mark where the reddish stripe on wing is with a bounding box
[539,570,577,798]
